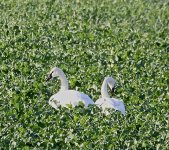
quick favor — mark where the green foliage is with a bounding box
[0,0,169,149]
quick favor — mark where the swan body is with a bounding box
[46,67,94,109]
[95,77,126,115]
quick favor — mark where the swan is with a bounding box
[95,77,126,115]
[46,67,94,109]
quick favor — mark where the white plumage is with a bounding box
[46,67,94,109]
[95,77,126,115]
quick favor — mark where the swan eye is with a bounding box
[46,71,53,81]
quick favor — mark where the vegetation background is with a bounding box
[0,0,168,149]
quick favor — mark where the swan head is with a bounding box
[46,67,64,81]
[105,77,116,93]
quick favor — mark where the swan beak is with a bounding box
[46,73,52,81]
[111,87,115,94]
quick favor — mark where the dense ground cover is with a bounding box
[0,0,169,149]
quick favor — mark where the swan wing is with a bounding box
[95,98,126,115]
[110,98,126,115]
[79,92,94,106]
[49,90,94,108]
[95,98,103,105]
[49,94,61,109]
[95,98,108,106]
[95,98,114,110]
[95,98,114,115]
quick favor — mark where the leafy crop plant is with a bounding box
[0,0,168,149]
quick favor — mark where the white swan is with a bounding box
[95,77,126,115]
[46,67,94,109]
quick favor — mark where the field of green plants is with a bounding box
[0,0,169,149]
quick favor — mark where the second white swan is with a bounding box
[95,77,126,115]
[46,67,94,109]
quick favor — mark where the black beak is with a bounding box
[111,87,115,94]
[46,73,52,81]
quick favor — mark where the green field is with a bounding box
[0,0,169,149]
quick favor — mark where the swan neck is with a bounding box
[58,72,68,91]
[101,79,110,98]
